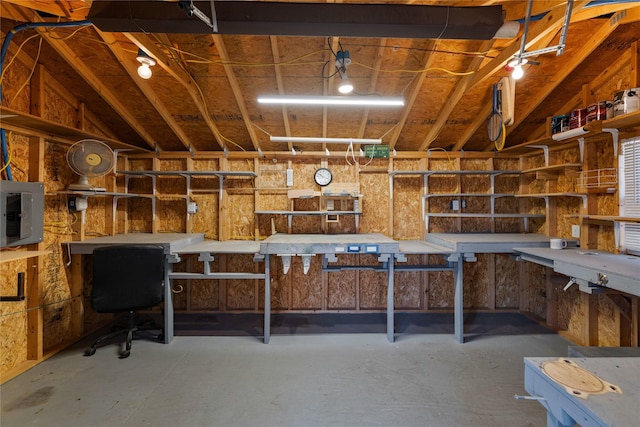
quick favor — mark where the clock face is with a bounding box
[314,168,332,186]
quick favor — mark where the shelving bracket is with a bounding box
[530,145,549,167]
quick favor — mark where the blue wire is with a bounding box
[1,129,12,180]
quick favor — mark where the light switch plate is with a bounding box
[571,224,581,238]
[286,168,294,187]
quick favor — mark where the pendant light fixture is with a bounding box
[335,50,353,94]
[136,48,156,79]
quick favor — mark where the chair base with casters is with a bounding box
[84,244,166,359]
[84,310,163,359]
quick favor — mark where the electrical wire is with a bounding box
[9,36,43,108]
[0,33,40,83]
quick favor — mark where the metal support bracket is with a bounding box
[167,253,181,263]
[463,252,477,262]
[198,252,214,275]
[530,145,549,167]
[300,254,314,274]
[325,253,338,263]
[278,254,291,274]
[394,253,407,263]
[377,253,391,263]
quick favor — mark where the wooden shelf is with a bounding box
[425,213,544,218]
[52,190,138,198]
[0,106,143,150]
[0,250,51,263]
[391,170,520,177]
[118,170,256,178]
[255,210,362,216]
[423,193,514,198]
[585,215,640,223]
[522,163,582,177]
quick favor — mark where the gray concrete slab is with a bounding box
[1,320,571,427]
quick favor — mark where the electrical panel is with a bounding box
[0,181,44,248]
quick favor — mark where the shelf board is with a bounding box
[516,192,587,198]
[255,210,362,216]
[0,106,144,150]
[391,170,520,177]
[52,191,139,198]
[118,170,256,177]
[423,193,514,198]
[1,250,51,263]
[585,215,640,223]
[522,163,582,174]
[425,213,545,218]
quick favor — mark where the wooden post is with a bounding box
[26,136,45,359]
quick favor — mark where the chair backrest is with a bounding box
[91,244,165,313]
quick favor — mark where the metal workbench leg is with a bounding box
[164,259,174,344]
[264,254,271,344]
[454,257,464,343]
[387,257,395,343]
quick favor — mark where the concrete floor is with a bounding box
[1,314,571,427]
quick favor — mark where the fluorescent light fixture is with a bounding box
[270,136,382,144]
[551,127,588,141]
[257,95,404,107]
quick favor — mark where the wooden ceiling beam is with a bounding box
[123,32,225,149]
[525,46,635,142]
[211,34,260,151]
[452,0,590,150]
[4,3,160,150]
[388,40,439,150]
[505,11,625,137]
[2,0,90,20]
[467,1,591,90]
[269,36,292,151]
[357,39,386,140]
[420,39,495,151]
[96,30,192,150]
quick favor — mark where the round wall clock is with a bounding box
[314,167,332,186]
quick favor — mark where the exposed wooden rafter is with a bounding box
[96,30,192,151]
[123,32,226,150]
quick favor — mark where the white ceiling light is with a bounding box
[338,73,354,94]
[136,48,156,79]
[257,95,404,107]
[270,136,382,144]
[508,58,527,80]
[335,50,354,94]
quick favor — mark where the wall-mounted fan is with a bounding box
[66,139,114,192]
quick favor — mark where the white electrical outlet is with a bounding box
[571,225,581,238]
[450,200,460,211]
[286,168,294,187]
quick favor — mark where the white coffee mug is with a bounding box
[550,238,568,250]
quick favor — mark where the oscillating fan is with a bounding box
[66,139,114,192]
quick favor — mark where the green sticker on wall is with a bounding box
[364,145,390,158]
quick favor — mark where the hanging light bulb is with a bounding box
[137,63,152,79]
[335,50,354,94]
[338,73,354,94]
[507,58,527,81]
[136,48,156,79]
[511,64,524,80]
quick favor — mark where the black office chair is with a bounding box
[84,244,165,359]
